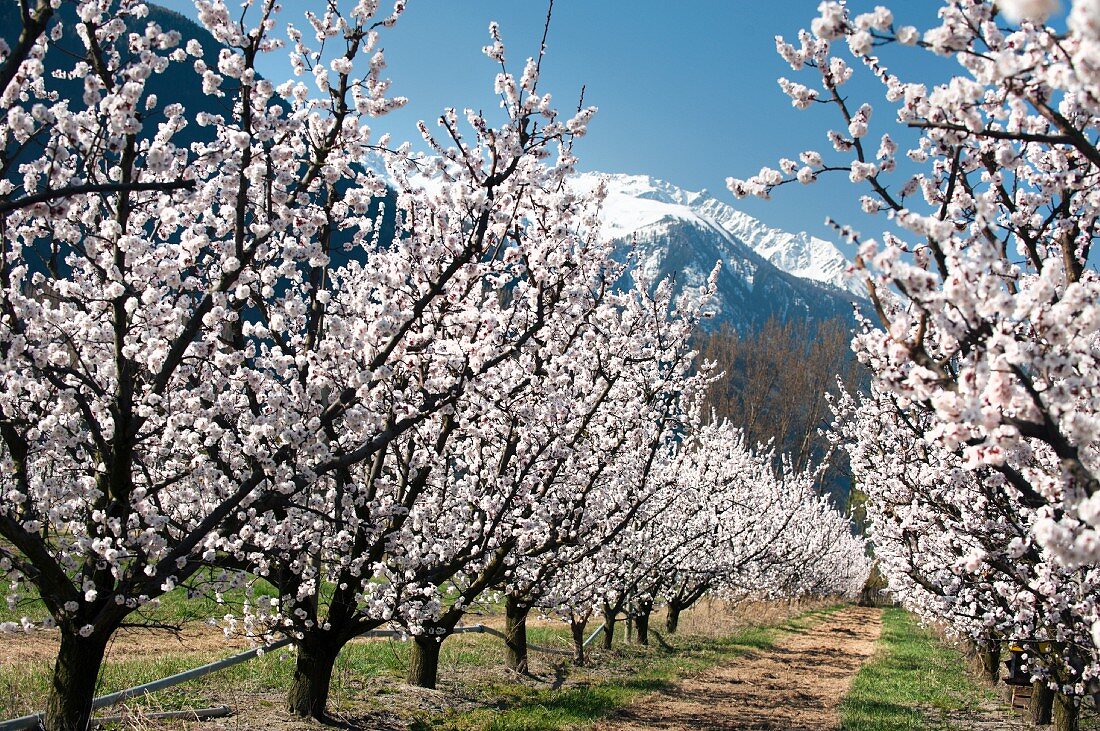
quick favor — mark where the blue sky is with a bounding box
[158,0,953,244]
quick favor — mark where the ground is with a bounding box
[595,606,881,731]
[3,601,1095,730]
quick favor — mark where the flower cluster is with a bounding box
[0,2,867,727]
[736,0,1100,718]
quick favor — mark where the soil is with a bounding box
[592,606,883,731]
[2,624,256,666]
[925,697,1031,730]
[9,602,1087,730]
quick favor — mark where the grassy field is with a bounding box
[0,599,841,729]
[839,607,1100,731]
[0,578,282,628]
[429,607,842,731]
[839,607,992,730]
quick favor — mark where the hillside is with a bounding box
[573,172,866,330]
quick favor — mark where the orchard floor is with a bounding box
[593,606,881,731]
[8,603,1086,730]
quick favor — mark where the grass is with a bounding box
[1,633,398,718]
[422,604,845,731]
[0,575,281,627]
[838,607,995,731]
[0,622,588,719]
[0,579,513,719]
[0,600,844,729]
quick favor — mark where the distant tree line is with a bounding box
[697,316,866,502]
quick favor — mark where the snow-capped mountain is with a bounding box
[571,172,866,330]
[575,172,864,296]
[693,198,863,297]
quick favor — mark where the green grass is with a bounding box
[0,628,389,716]
[0,602,846,728]
[0,620,588,718]
[839,607,993,731]
[0,582,515,719]
[421,604,845,731]
[0,575,281,627]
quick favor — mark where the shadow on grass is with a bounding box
[417,675,678,731]
[418,604,845,731]
[840,698,924,731]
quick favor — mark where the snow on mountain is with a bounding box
[570,172,865,330]
[574,172,865,297]
[366,162,863,330]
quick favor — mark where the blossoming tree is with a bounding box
[0,0,598,726]
[728,1,1100,728]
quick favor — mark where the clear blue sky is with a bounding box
[158,0,953,243]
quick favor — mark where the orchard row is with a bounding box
[729,2,1100,730]
[0,3,867,729]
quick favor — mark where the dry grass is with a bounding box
[0,597,838,730]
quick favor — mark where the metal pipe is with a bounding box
[1,705,235,731]
[0,624,493,731]
[582,623,605,648]
[92,636,294,710]
[0,711,42,731]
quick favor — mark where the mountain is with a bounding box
[2,5,862,334]
[571,173,866,331]
[0,3,229,149]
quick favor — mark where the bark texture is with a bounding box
[1053,693,1079,731]
[602,612,616,650]
[503,597,530,674]
[977,641,1000,684]
[407,635,443,689]
[286,635,340,719]
[570,617,587,666]
[635,606,651,646]
[665,604,682,634]
[1030,680,1054,725]
[45,630,109,731]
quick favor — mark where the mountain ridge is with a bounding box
[571,172,866,330]
[574,172,865,297]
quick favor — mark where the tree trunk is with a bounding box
[286,634,340,719]
[1053,693,1079,731]
[601,612,616,650]
[45,629,109,731]
[407,635,443,689]
[665,603,682,634]
[625,615,634,642]
[978,641,1000,684]
[1030,680,1054,725]
[504,597,530,674]
[635,606,651,646]
[570,616,587,666]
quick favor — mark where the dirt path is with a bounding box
[594,606,882,731]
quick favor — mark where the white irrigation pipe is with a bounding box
[582,623,604,647]
[0,625,489,731]
[0,636,292,731]
[95,636,295,709]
